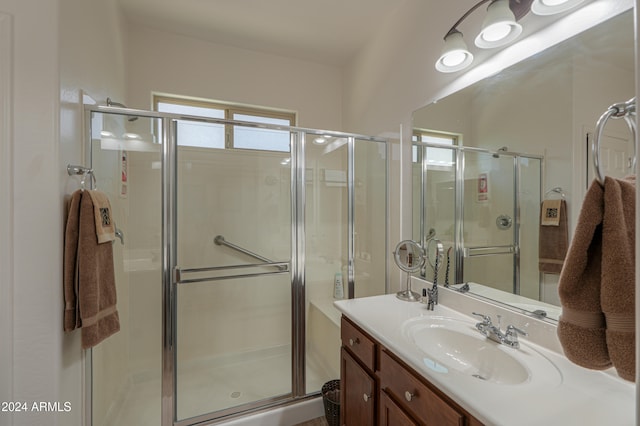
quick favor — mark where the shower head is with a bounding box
[106,97,138,122]
[492,146,508,158]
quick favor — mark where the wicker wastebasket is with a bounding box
[321,379,340,426]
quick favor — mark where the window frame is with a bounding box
[153,94,297,152]
[412,129,458,170]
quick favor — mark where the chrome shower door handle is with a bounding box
[174,262,290,285]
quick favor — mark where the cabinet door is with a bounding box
[341,347,375,426]
[379,390,418,426]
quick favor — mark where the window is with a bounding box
[154,95,296,152]
[412,130,457,168]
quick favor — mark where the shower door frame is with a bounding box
[83,104,389,426]
[417,142,543,293]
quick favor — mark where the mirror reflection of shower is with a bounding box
[414,141,542,302]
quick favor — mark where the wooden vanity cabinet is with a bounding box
[340,315,484,426]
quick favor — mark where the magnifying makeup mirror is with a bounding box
[393,240,425,301]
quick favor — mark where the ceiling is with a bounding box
[118,0,405,66]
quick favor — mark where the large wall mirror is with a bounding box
[412,5,634,322]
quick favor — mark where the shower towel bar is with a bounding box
[175,262,290,285]
[214,235,287,271]
[463,245,515,257]
[592,97,637,185]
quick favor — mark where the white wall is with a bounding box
[124,24,343,131]
[0,0,126,425]
[0,1,62,425]
[0,9,13,422]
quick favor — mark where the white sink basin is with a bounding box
[402,316,562,386]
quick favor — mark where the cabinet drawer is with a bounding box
[379,349,464,426]
[341,316,376,371]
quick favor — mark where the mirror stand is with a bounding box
[397,272,422,302]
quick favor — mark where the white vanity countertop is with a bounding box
[334,294,635,426]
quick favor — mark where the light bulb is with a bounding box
[481,22,512,42]
[442,50,468,67]
[435,31,474,73]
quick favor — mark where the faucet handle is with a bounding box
[472,312,492,324]
[504,325,528,348]
[505,325,528,337]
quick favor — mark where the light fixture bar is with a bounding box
[443,0,493,39]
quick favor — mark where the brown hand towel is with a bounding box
[63,190,83,332]
[557,181,610,371]
[77,191,120,349]
[87,189,116,243]
[601,176,635,381]
[539,199,568,274]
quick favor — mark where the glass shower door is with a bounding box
[89,111,165,426]
[461,150,517,294]
[172,119,294,423]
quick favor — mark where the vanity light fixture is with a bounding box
[436,0,584,73]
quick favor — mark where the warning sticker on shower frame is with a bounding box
[477,173,489,202]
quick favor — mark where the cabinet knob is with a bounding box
[404,391,415,402]
[349,337,360,346]
[363,393,371,402]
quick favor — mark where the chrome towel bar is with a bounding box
[463,245,516,257]
[175,262,290,285]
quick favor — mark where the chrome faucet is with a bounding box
[472,312,528,349]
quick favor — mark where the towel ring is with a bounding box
[67,164,98,191]
[80,169,98,191]
[544,187,565,199]
[593,97,637,185]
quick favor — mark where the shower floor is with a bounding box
[106,346,330,426]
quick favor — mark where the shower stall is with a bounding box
[86,105,388,426]
[413,142,542,300]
